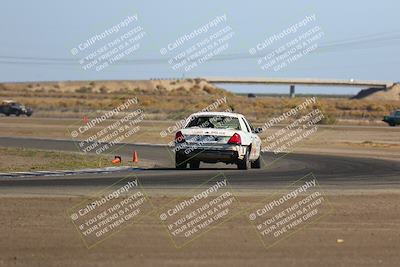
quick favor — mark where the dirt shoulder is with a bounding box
[0,147,110,172]
[0,193,399,267]
[0,147,150,172]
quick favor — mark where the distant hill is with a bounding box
[352,84,400,100]
[0,79,229,95]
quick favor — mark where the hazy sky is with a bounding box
[1,0,399,94]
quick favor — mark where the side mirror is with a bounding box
[253,127,263,134]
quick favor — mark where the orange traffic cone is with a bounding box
[132,151,138,163]
[112,156,121,164]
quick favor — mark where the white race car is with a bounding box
[174,112,262,170]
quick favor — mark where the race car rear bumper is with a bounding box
[175,144,244,164]
[190,149,238,163]
[174,143,247,164]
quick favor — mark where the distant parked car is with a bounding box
[0,100,33,117]
[383,110,400,126]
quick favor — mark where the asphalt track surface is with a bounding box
[0,137,399,191]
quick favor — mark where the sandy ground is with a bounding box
[0,192,399,267]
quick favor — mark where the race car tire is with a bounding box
[175,153,187,169]
[189,161,200,169]
[237,148,251,170]
[251,156,261,169]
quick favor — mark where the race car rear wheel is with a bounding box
[237,149,251,170]
[175,153,187,169]
[251,156,261,169]
[189,160,200,169]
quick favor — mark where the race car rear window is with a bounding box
[186,116,241,130]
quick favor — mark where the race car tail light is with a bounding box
[228,133,241,145]
[175,131,185,143]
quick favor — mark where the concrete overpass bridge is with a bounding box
[204,77,395,97]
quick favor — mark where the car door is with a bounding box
[241,117,261,160]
